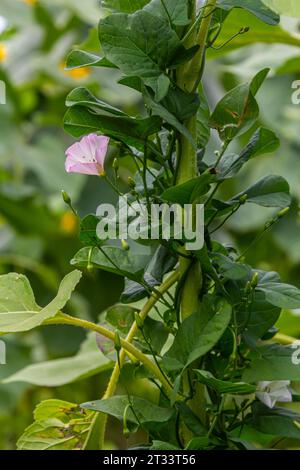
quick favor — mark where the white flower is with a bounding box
[256,381,292,409]
[0,16,7,34]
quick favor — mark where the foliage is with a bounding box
[1,0,300,451]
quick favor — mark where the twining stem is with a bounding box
[95,270,180,448]
[49,313,173,394]
[103,270,180,399]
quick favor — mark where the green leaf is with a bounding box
[163,298,232,371]
[3,334,111,387]
[0,270,81,334]
[210,69,269,141]
[217,0,280,25]
[81,396,174,425]
[80,215,102,247]
[229,175,291,208]
[252,402,300,439]
[197,84,211,149]
[98,10,182,99]
[243,344,300,382]
[106,304,136,334]
[64,106,161,150]
[212,253,251,280]
[17,400,93,450]
[65,50,116,70]
[257,281,300,309]
[195,370,256,394]
[71,246,150,280]
[102,0,149,13]
[66,87,128,117]
[143,86,195,146]
[162,173,215,205]
[237,291,281,340]
[218,127,280,179]
[144,0,189,26]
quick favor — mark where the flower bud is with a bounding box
[128,177,136,189]
[278,207,290,219]
[121,239,130,251]
[251,272,259,288]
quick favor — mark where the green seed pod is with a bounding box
[251,272,259,288]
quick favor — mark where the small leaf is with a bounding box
[195,370,256,395]
[163,298,232,371]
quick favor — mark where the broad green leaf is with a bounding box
[99,11,182,99]
[217,0,280,25]
[3,334,111,386]
[195,370,256,394]
[65,50,116,70]
[163,299,232,371]
[243,344,300,382]
[64,106,161,150]
[71,246,150,280]
[218,127,280,179]
[106,305,136,334]
[257,281,300,308]
[252,402,300,439]
[102,0,149,13]
[162,173,215,205]
[0,270,81,334]
[17,400,93,450]
[144,0,189,26]
[229,175,291,208]
[210,69,269,141]
[81,395,174,425]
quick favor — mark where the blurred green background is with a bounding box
[0,0,300,449]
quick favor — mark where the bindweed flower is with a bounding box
[256,381,292,409]
[65,133,109,176]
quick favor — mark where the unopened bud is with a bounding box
[112,158,119,171]
[278,207,290,219]
[240,27,250,33]
[121,239,130,251]
[239,194,248,205]
[114,331,121,352]
[128,177,136,189]
[251,272,259,288]
[61,190,71,205]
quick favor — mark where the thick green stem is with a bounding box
[176,0,217,442]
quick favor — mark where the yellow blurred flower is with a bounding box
[60,212,78,235]
[60,61,91,80]
[0,44,7,62]
[20,0,38,5]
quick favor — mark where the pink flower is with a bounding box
[65,133,109,175]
